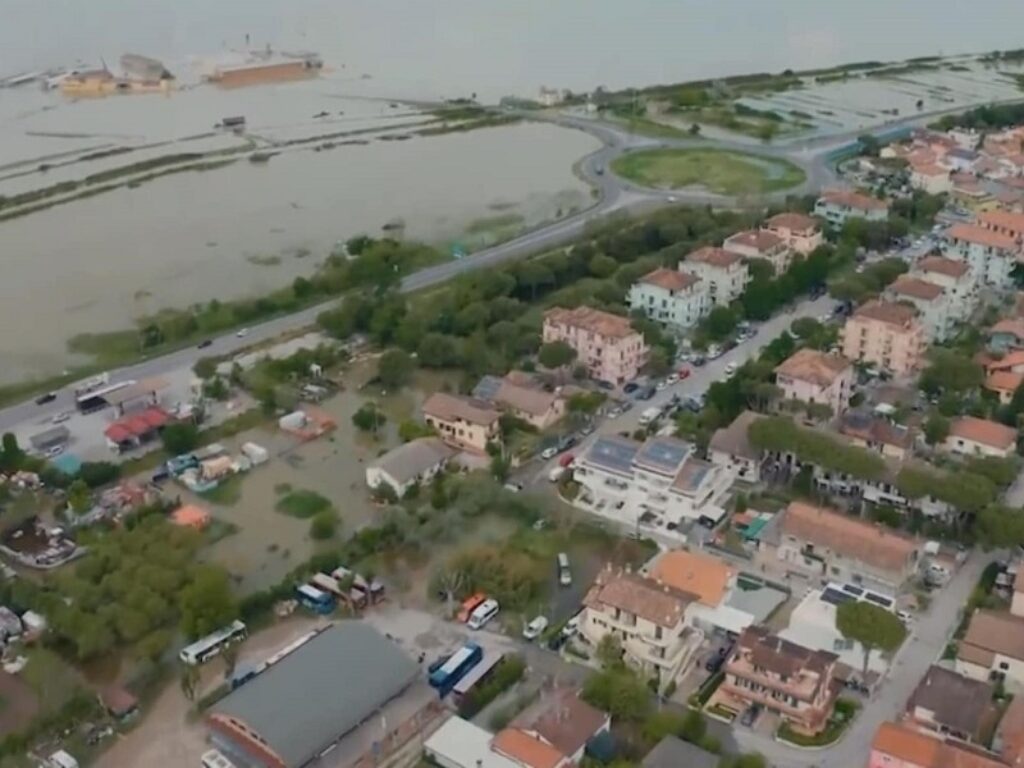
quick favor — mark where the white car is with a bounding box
[540,446,558,460]
[561,614,581,638]
[43,445,64,458]
[666,373,679,385]
[51,411,71,424]
[503,482,523,493]
[724,362,738,378]
[655,380,667,391]
[236,328,249,338]
[522,615,549,640]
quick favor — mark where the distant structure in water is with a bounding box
[205,45,322,88]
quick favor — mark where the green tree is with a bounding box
[377,349,414,389]
[976,504,1024,549]
[417,333,460,368]
[679,709,707,744]
[193,357,218,379]
[398,420,435,442]
[596,634,624,669]
[309,509,338,540]
[67,479,91,515]
[538,340,577,369]
[646,347,671,377]
[161,423,200,455]
[919,349,983,396]
[352,404,385,435]
[179,566,238,641]
[582,667,652,721]
[836,601,907,678]
[923,414,950,446]
[0,432,24,472]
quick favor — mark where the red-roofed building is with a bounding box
[723,229,793,275]
[814,189,889,227]
[103,406,171,453]
[628,267,709,330]
[910,163,954,195]
[944,223,1021,289]
[683,247,749,306]
[761,212,824,255]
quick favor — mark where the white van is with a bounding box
[468,598,500,629]
[557,552,572,587]
[201,751,237,768]
[548,466,566,483]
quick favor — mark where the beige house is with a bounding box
[840,300,926,377]
[543,306,647,385]
[580,565,702,692]
[683,247,749,306]
[709,410,765,483]
[885,276,951,342]
[718,626,840,735]
[813,189,890,228]
[912,256,978,324]
[422,392,501,454]
[837,411,915,460]
[944,416,1017,458]
[910,163,954,195]
[723,229,792,275]
[473,374,565,430]
[957,609,1024,691]
[761,212,824,255]
[773,348,854,416]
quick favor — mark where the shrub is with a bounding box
[458,655,526,717]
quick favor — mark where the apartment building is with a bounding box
[708,410,765,483]
[543,306,647,385]
[979,209,1024,242]
[422,392,501,454]
[773,348,854,416]
[912,256,978,324]
[885,276,952,342]
[580,565,703,691]
[627,267,709,331]
[944,416,1017,459]
[766,501,922,593]
[719,626,840,735]
[840,300,926,377]
[813,189,890,228]
[910,163,954,195]
[645,549,756,636]
[944,223,1020,289]
[683,247,749,307]
[957,609,1024,691]
[722,229,792,275]
[572,435,734,528]
[761,212,824,255]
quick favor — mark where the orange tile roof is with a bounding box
[997,694,1024,766]
[917,255,970,278]
[685,246,743,269]
[774,348,851,388]
[872,722,943,765]
[649,550,735,607]
[723,229,785,253]
[492,728,565,768]
[912,162,950,177]
[171,504,210,529]
[852,299,919,327]
[961,609,1024,663]
[986,371,1024,394]
[763,212,819,234]
[949,416,1017,450]
[583,566,694,628]
[988,350,1024,373]
[544,306,639,340]
[638,267,700,292]
[819,188,889,211]
[423,392,500,426]
[980,209,1024,236]
[889,276,944,302]
[948,223,1019,251]
[993,318,1024,340]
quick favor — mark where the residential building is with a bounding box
[1013,570,1024,619]
[422,392,501,454]
[365,437,456,497]
[953,176,999,214]
[840,300,926,377]
[767,501,922,592]
[627,267,709,331]
[910,163,954,195]
[472,374,565,430]
[572,435,734,528]
[646,549,754,635]
[885,276,952,342]
[957,609,1024,689]
[987,370,1024,405]
[944,416,1017,458]
[869,721,1008,768]
[905,665,995,744]
[979,209,1024,242]
[813,189,890,227]
[723,229,792,275]
[580,565,703,690]
[988,318,1024,355]
[708,410,764,482]
[424,717,521,768]
[510,688,610,765]
[773,348,854,416]
[543,306,647,385]
[943,147,983,173]
[994,694,1024,767]
[913,256,978,324]
[683,247,749,306]
[838,410,915,460]
[719,626,839,735]
[642,736,718,768]
[761,212,824,255]
[944,223,1020,289]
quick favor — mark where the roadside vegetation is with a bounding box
[610,148,806,195]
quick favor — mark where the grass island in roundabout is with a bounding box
[610,147,806,196]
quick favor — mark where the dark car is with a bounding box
[705,654,726,673]
[741,704,762,727]
[623,382,640,395]
[197,339,214,349]
[595,380,614,391]
[557,434,577,452]
[547,633,569,652]
[34,392,57,406]
[636,386,656,401]
[691,355,706,367]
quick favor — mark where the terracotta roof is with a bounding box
[960,609,1024,664]
[723,229,785,253]
[638,267,700,292]
[1016,568,1024,595]
[949,416,1017,450]
[988,350,1024,373]
[517,690,607,758]
[986,370,1024,394]
[871,721,943,766]
[917,255,970,278]
[996,694,1024,766]
[685,246,742,269]
[993,318,1024,340]
[171,504,210,529]
[780,502,919,574]
[423,392,500,426]
[763,212,820,234]
[889,276,945,302]
[912,162,950,177]
[819,188,889,211]
[906,665,994,740]
[649,550,735,607]
[544,306,638,340]
[852,299,919,327]
[980,209,1024,236]
[734,625,836,681]
[948,223,1019,251]
[774,348,851,388]
[492,728,565,768]
[494,381,559,418]
[838,410,914,450]
[583,566,694,628]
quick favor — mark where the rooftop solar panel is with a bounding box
[585,436,640,474]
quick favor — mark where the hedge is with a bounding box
[458,654,526,718]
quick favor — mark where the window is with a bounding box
[1000,661,1010,671]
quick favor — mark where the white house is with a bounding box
[683,247,749,306]
[709,410,764,483]
[627,267,709,330]
[773,348,854,416]
[944,223,1021,289]
[912,256,978,324]
[884,275,952,342]
[365,437,456,497]
[813,189,889,228]
[944,416,1017,458]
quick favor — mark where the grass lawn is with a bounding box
[200,474,244,506]
[611,148,806,195]
[276,489,333,519]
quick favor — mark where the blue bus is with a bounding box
[429,642,482,697]
[296,584,335,615]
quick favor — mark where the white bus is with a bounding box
[179,620,247,666]
[468,598,500,630]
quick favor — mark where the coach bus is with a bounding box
[296,584,335,615]
[179,620,247,665]
[428,642,482,697]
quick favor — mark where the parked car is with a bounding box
[34,392,57,406]
[707,344,723,359]
[691,355,706,367]
[43,445,64,459]
[607,407,621,419]
[235,328,249,338]
[623,382,640,395]
[741,704,762,727]
[580,423,595,436]
[51,411,71,424]
[636,386,656,401]
[562,614,581,638]
[557,552,572,586]
[655,380,667,391]
[666,373,679,386]
[558,452,575,468]
[724,362,738,377]
[197,339,213,349]
[677,368,690,380]
[523,615,549,641]
[503,482,523,493]
[557,435,577,452]
[541,446,558,460]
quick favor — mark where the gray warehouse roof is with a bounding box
[368,437,456,485]
[211,622,418,768]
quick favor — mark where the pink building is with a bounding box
[543,306,647,385]
[773,348,854,416]
[761,212,824,255]
[840,300,926,377]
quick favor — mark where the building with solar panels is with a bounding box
[570,435,734,531]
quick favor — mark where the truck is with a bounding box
[638,406,662,426]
